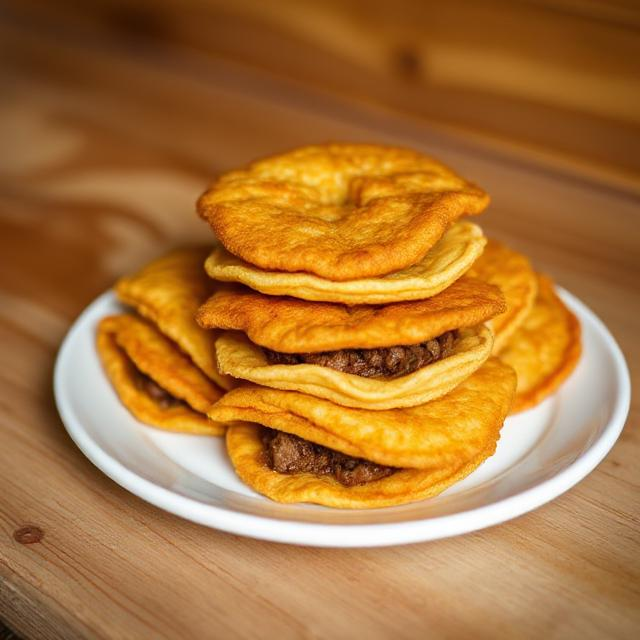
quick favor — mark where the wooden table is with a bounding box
[1,6,639,640]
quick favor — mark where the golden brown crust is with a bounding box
[115,247,233,390]
[196,276,505,353]
[214,325,494,409]
[97,315,226,435]
[209,358,516,469]
[226,424,497,509]
[500,275,581,413]
[204,222,486,304]
[468,239,538,353]
[198,144,489,280]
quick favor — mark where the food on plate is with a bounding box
[210,358,516,508]
[197,144,489,281]
[196,276,504,353]
[204,221,486,304]
[116,247,233,389]
[213,324,493,410]
[93,142,584,510]
[499,275,581,413]
[97,315,226,435]
[467,239,538,353]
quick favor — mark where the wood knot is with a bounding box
[13,525,44,545]
[393,46,421,80]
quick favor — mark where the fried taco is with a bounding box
[116,247,233,390]
[204,222,486,304]
[198,143,489,281]
[468,239,538,353]
[97,315,226,435]
[500,275,581,413]
[197,277,505,408]
[211,358,516,508]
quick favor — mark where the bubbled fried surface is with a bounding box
[97,315,226,435]
[214,326,493,410]
[198,144,489,281]
[226,423,497,509]
[196,276,505,353]
[204,222,486,304]
[468,239,538,353]
[209,358,516,469]
[115,247,233,390]
[499,275,581,413]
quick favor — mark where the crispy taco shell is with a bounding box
[97,315,225,435]
[468,239,538,353]
[204,222,486,304]
[215,325,493,409]
[209,358,516,469]
[197,277,505,353]
[226,423,497,509]
[198,143,489,281]
[115,247,233,389]
[500,275,581,413]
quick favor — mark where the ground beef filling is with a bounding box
[262,428,396,487]
[263,330,457,378]
[133,370,184,410]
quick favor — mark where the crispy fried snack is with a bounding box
[215,325,493,409]
[468,239,538,353]
[97,315,226,435]
[500,275,581,413]
[209,357,516,469]
[226,423,497,509]
[115,247,233,390]
[204,222,486,304]
[198,144,489,281]
[196,277,505,353]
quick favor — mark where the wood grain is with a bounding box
[8,0,640,184]
[0,5,639,640]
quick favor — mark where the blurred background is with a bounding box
[1,0,639,311]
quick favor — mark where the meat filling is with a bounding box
[262,428,396,487]
[263,330,457,378]
[133,370,184,410]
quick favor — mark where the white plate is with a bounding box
[54,288,630,547]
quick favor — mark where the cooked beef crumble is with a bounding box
[133,370,184,410]
[263,330,457,378]
[262,428,396,487]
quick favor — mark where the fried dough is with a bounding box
[468,239,538,353]
[115,247,233,389]
[209,357,516,468]
[196,277,505,353]
[97,315,226,435]
[226,423,497,508]
[500,275,581,413]
[198,144,489,281]
[204,222,486,304]
[215,325,493,409]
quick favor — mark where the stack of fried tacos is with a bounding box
[97,143,582,510]
[196,144,524,508]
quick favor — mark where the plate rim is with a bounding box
[54,287,631,547]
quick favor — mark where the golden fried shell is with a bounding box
[196,277,505,353]
[115,247,233,390]
[500,275,581,413]
[204,222,486,304]
[468,239,538,353]
[209,358,516,469]
[97,315,226,435]
[198,144,489,281]
[226,423,497,509]
[215,325,493,410]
